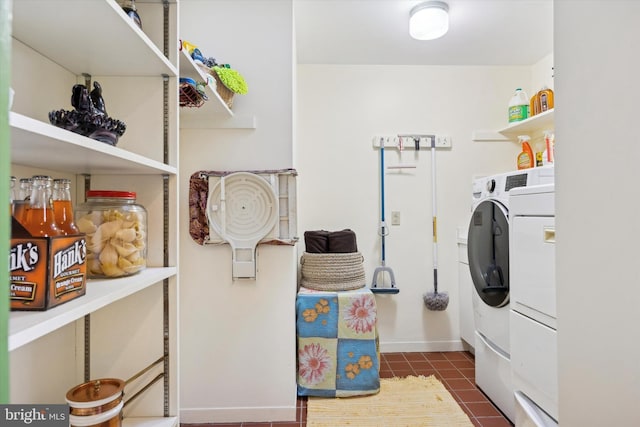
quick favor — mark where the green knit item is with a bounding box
[213,66,248,95]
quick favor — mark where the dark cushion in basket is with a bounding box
[304,230,330,253]
[328,229,358,253]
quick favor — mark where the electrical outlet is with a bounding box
[391,211,401,226]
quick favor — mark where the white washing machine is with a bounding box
[467,166,554,423]
[510,183,558,426]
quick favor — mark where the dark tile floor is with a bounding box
[181,351,513,427]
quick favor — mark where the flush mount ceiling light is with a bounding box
[409,1,449,41]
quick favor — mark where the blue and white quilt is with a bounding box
[296,286,380,397]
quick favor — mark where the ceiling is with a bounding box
[294,0,553,66]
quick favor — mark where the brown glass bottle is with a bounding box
[9,176,16,216]
[24,175,62,237]
[52,178,79,235]
[13,177,32,228]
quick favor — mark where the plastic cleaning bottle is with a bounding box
[509,88,529,123]
[529,92,540,117]
[539,86,554,112]
[121,0,142,29]
[542,130,555,165]
[517,135,534,170]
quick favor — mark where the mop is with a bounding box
[371,138,399,294]
[424,136,449,310]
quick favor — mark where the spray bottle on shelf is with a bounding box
[542,130,555,165]
[517,135,534,170]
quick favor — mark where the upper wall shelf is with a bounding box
[178,49,256,129]
[10,112,177,175]
[472,109,554,141]
[179,49,233,116]
[498,108,555,139]
[12,0,177,77]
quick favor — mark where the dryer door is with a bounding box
[467,199,510,307]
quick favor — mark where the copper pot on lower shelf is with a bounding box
[66,378,125,427]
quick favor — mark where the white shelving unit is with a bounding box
[179,48,256,129]
[7,1,179,426]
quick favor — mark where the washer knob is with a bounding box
[486,179,496,193]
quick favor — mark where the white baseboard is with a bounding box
[180,406,297,424]
[379,340,466,353]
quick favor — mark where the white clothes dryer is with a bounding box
[467,166,554,422]
[510,183,558,426]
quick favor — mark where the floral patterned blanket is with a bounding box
[296,286,380,397]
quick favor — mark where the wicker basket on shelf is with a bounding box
[197,64,234,109]
[179,82,206,108]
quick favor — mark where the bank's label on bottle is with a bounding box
[509,105,529,122]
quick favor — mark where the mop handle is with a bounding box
[380,142,386,224]
[430,137,438,269]
[380,139,388,264]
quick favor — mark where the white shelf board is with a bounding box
[10,112,177,175]
[179,49,234,116]
[123,416,179,427]
[9,267,177,351]
[12,0,177,77]
[498,109,555,139]
[178,49,256,129]
[471,130,511,142]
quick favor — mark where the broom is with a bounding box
[371,138,399,294]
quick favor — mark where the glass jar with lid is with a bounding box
[75,191,147,278]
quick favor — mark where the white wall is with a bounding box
[556,2,640,425]
[295,64,531,352]
[178,0,298,423]
[180,0,294,169]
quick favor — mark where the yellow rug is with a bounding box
[306,375,474,427]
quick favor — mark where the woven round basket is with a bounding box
[300,252,366,291]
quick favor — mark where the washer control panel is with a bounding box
[471,165,555,207]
